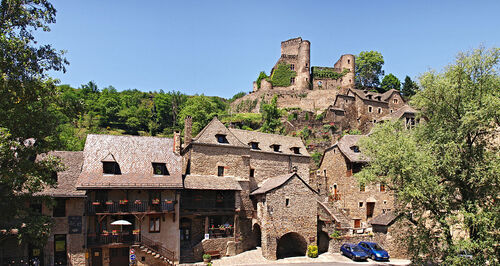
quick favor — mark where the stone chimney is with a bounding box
[184,116,192,147]
[173,131,181,154]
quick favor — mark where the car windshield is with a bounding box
[352,246,364,252]
[372,243,384,251]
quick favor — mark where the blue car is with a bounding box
[340,243,368,261]
[358,241,390,261]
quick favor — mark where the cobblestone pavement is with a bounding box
[186,248,411,266]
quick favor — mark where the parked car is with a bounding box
[358,241,390,261]
[458,250,473,260]
[340,243,368,261]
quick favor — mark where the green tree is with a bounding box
[0,0,67,247]
[255,71,268,89]
[401,75,418,98]
[357,47,500,264]
[178,95,227,135]
[380,73,401,92]
[355,51,385,88]
[260,95,281,133]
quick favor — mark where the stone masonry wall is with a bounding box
[260,176,317,260]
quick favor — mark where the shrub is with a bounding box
[311,152,322,167]
[202,254,211,260]
[330,230,341,239]
[315,113,324,120]
[256,71,268,89]
[307,245,318,258]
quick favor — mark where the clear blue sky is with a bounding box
[37,0,500,99]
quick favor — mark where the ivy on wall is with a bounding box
[270,63,297,87]
[256,71,268,89]
[312,67,350,80]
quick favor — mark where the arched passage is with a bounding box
[276,232,307,259]
[253,224,261,247]
[318,231,329,254]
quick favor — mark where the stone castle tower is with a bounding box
[274,37,311,90]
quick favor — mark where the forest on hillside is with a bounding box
[52,81,252,150]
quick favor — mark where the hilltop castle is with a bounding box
[231,37,356,113]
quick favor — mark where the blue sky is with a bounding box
[37,0,500,99]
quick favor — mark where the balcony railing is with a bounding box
[87,231,140,246]
[208,227,234,238]
[180,198,235,210]
[86,200,176,215]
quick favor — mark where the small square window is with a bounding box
[216,134,229,144]
[285,198,290,207]
[249,142,260,150]
[378,107,382,114]
[152,163,169,175]
[290,77,295,85]
[249,168,255,178]
[368,106,373,113]
[290,64,295,71]
[103,162,120,175]
[271,144,281,152]
[149,217,160,233]
[380,183,386,192]
[360,184,365,192]
[393,98,398,104]
[53,199,66,217]
[291,147,300,154]
[359,202,364,208]
[218,166,224,177]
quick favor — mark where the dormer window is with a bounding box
[216,134,229,144]
[103,162,121,175]
[152,163,169,176]
[271,144,281,152]
[291,147,301,154]
[249,142,260,150]
[367,95,372,99]
[376,96,381,101]
[368,106,373,113]
[350,146,360,153]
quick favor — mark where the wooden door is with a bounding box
[366,202,375,218]
[91,248,102,266]
[109,247,129,266]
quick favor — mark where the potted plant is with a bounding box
[134,200,142,205]
[92,201,100,206]
[119,199,128,205]
[307,245,318,258]
[132,229,140,235]
[165,199,173,204]
[152,198,160,204]
[101,230,109,236]
[202,254,211,263]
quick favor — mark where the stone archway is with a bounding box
[253,224,262,247]
[318,231,329,254]
[276,232,307,259]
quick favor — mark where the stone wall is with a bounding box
[192,237,235,261]
[259,176,317,260]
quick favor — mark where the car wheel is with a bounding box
[371,254,376,260]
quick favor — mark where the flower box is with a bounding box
[152,199,160,205]
[119,199,128,205]
[134,200,142,204]
[165,200,173,204]
[112,230,118,236]
[92,201,100,206]
[105,201,113,205]
[132,229,140,235]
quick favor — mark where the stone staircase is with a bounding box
[317,200,351,228]
[132,236,176,265]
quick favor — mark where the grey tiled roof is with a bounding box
[192,117,247,147]
[336,135,370,163]
[379,105,417,121]
[183,175,242,190]
[36,151,86,197]
[369,211,397,226]
[349,88,400,103]
[229,128,310,156]
[250,172,316,195]
[77,134,182,189]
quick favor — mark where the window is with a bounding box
[271,144,281,152]
[149,216,160,233]
[351,146,360,153]
[290,64,295,71]
[290,77,295,85]
[54,234,67,265]
[305,63,309,70]
[368,106,373,113]
[360,184,365,192]
[383,200,387,205]
[378,107,382,114]
[359,202,364,208]
[152,163,169,175]
[373,119,377,123]
[291,147,300,154]
[347,59,350,64]
[393,98,398,104]
[249,168,255,178]
[51,171,58,182]
[216,134,229,144]
[218,166,224,177]
[249,142,259,150]
[30,203,42,213]
[53,199,66,217]
[285,198,290,207]
[354,219,361,228]
[390,109,393,113]
[103,162,120,175]
[380,183,386,192]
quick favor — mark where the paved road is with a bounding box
[240,263,394,266]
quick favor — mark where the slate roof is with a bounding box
[229,128,310,156]
[369,211,397,226]
[77,134,182,189]
[379,105,417,121]
[250,172,316,195]
[349,88,400,103]
[36,151,85,197]
[191,117,247,147]
[336,135,370,163]
[183,175,242,190]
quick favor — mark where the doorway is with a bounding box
[366,202,375,219]
[109,247,129,266]
[91,248,102,266]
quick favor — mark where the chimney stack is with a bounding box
[173,131,181,154]
[184,116,192,147]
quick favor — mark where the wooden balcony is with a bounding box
[180,198,235,211]
[208,227,234,238]
[87,231,140,246]
[86,200,176,215]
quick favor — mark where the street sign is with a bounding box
[130,254,136,261]
[130,248,135,255]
